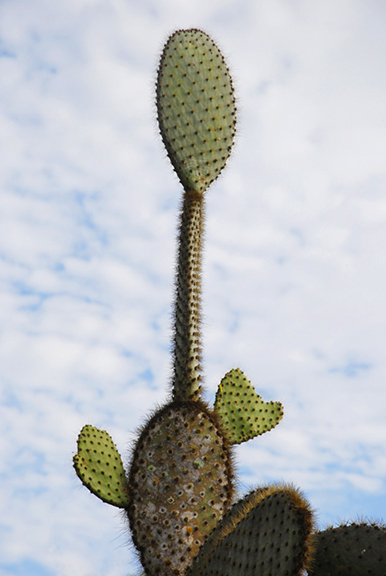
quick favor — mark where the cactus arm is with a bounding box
[308,523,386,576]
[156,28,236,401]
[73,425,130,509]
[188,483,316,576]
[214,368,284,444]
[123,30,238,574]
[172,190,204,401]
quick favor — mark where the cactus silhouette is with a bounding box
[74,28,386,576]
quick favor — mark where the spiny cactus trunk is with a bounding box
[172,189,204,401]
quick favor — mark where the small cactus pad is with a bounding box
[214,368,283,445]
[189,484,315,576]
[309,522,386,576]
[156,28,236,193]
[73,425,129,508]
[127,400,234,576]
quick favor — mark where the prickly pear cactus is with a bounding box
[309,522,386,576]
[72,27,386,576]
[189,484,315,576]
[73,27,284,575]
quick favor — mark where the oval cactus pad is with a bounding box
[156,28,236,193]
[127,401,233,576]
[73,425,129,508]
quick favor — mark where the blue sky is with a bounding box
[1,0,386,574]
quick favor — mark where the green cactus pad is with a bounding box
[127,400,234,576]
[214,368,283,445]
[309,522,386,576]
[73,425,129,508]
[156,28,236,193]
[188,483,315,576]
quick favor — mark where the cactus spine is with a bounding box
[73,27,386,576]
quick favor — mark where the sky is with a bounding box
[1,0,386,574]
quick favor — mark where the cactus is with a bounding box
[73,27,386,576]
[309,522,386,576]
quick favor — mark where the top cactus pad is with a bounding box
[156,28,236,193]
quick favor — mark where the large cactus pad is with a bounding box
[156,28,236,193]
[127,400,234,576]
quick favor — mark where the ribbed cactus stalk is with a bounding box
[73,27,386,576]
[172,190,204,401]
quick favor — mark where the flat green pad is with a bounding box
[214,368,283,445]
[74,425,129,508]
[156,28,236,193]
[309,523,386,576]
[189,484,315,576]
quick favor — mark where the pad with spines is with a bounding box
[156,28,236,193]
[188,484,315,576]
[309,522,386,576]
[214,368,284,445]
[73,425,129,508]
[127,401,233,576]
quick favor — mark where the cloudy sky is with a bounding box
[1,0,386,574]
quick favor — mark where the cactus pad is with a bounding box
[156,28,236,193]
[309,522,386,576]
[73,425,129,508]
[127,400,234,576]
[189,484,315,576]
[214,368,283,445]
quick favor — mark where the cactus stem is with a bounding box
[172,189,204,401]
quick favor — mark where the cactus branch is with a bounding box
[172,189,204,401]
